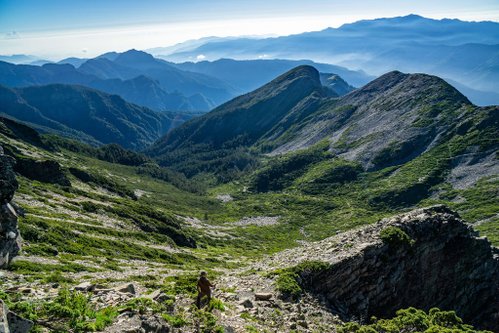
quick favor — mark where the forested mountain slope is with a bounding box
[0,84,192,149]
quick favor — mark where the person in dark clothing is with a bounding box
[196,271,215,309]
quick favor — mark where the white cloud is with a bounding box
[5,31,20,39]
[196,54,206,61]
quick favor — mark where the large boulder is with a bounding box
[0,147,21,268]
[6,311,33,333]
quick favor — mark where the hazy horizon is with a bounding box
[1,0,499,60]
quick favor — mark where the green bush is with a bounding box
[45,135,151,166]
[207,297,225,312]
[2,288,118,332]
[120,297,174,315]
[137,163,204,193]
[162,274,199,296]
[338,307,492,333]
[380,226,415,248]
[273,261,330,300]
[245,325,259,333]
[43,271,74,284]
[275,272,302,299]
[192,308,225,333]
[45,288,118,332]
[162,313,188,327]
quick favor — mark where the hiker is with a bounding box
[196,271,215,308]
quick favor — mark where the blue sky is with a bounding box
[1,0,498,59]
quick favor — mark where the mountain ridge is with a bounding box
[0,53,234,112]
[0,83,194,149]
[150,65,324,153]
[0,60,210,112]
[148,66,497,189]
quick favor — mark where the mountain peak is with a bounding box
[350,70,469,105]
[340,14,428,29]
[256,65,322,98]
[274,65,320,84]
[115,49,156,64]
[394,14,425,21]
[231,65,323,110]
[149,65,325,156]
[97,51,119,61]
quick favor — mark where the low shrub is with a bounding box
[207,297,225,312]
[380,226,415,248]
[162,313,188,327]
[338,307,492,333]
[2,288,118,332]
[273,260,330,300]
[275,272,302,299]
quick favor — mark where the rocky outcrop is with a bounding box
[6,311,33,333]
[320,73,355,96]
[0,146,21,268]
[272,206,498,331]
[14,157,70,186]
[0,147,31,331]
[0,300,33,333]
[106,313,171,333]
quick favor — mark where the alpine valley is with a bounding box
[0,13,498,333]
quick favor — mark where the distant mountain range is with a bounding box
[171,58,371,91]
[0,50,368,113]
[149,15,499,106]
[0,51,235,112]
[0,84,195,149]
[148,65,498,189]
[0,54,40,64]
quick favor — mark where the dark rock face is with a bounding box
[0,147,21,268]
[0,300,33,333]
[6,311,34,333]
[14,157,70,186]
[302,206,499,331]
[0,151,17,204]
